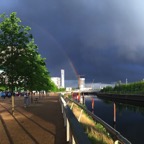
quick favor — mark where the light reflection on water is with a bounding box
[85,96,144,144]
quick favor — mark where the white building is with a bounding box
[61,69,65,88]
[51,77,61,88]
[66,87,72,92]
[78,78,85,90]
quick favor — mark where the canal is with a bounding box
[85,95,144,144]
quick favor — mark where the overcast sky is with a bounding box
[1,0,144,83]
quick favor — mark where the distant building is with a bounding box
[61,69,65,88]
[78,78,85,90]
[66,87,72,92]
[51,77,61,88]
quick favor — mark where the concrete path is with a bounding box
[0,94,66,144]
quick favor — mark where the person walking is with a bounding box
[24,92,29,107]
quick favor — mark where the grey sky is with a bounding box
[1,0,144,83]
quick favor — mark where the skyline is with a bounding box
[1,0,144,83]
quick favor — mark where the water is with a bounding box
[85,96,144,144]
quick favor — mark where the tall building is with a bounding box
[51,77,61,88]
[61,69,65,88]
[78,78,85,90]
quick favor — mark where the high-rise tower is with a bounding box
[78,78,85,90]
[61,69,65,88]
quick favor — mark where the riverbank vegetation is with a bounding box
[66,99,114,144]
[100,80,144,95]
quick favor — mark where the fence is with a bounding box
[59,95,91,144]
[65,96,132,144]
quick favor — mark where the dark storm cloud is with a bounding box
[1,0,144,83]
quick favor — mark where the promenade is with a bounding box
[0,94,66,144]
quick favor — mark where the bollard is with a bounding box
[70,102,74,110]
[80,96,83,104]
[78,92,80,102]
[92,98,94,110]
[113,103,116,124]
[66,118,70,142]
[83,94,85,105]
[114,140,120,144]
[78,109,83,122]
[72,135,76,144]
[63,108,67,127]
[113,102,117,129]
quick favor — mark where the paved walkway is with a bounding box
[0,94,66,144]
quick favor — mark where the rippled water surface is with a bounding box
[85,96,144,144]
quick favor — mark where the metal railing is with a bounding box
[59,95,91,144]
[65,97,132,144]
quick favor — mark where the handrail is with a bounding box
[59,95,91,144]
[66,97,131,144]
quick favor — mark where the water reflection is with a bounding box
[116,103,144,116]
[113,103,116,129]
[85,95,144,144]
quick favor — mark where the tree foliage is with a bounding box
[100,81,144,94]
[0,12,57,92]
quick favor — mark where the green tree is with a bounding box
[0,12,56,113]
[0,12,33,92]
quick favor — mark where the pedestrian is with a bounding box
[2,91,6,99]
[24,92,29,107]
[8,92,11,98]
